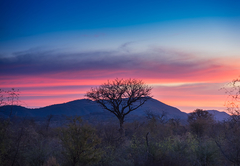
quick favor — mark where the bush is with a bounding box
[59,117,102,166]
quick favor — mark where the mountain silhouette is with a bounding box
[0,98,229,122]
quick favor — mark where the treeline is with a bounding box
[1,109,240,166]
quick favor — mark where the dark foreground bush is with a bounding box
[1,113,238,166]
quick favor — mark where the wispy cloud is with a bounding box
[0,46,238,82]
[1,45,238,109]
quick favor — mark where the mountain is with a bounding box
[0,98,229,123]
[0,98,187,122]
[207,110,230,121]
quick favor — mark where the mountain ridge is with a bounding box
[0,98,230,122]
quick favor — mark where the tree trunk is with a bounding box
[119,118,125,136]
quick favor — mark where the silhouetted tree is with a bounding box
[188,109,214,137]
[223,77,240,116]
[0,88,20,118]
[86,78,152,135]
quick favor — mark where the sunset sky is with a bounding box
[1,0,240,113]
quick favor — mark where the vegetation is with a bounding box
[223,77,240,116]
[59,117,102,166]
[187,109,214,138]
[0,109,239,166]
[86,78,152,135]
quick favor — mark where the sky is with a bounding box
[0,0,240,113]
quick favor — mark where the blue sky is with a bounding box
[0,0,240,112]
[1,0,239,38]
[1,0,239,55]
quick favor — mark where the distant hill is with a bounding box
[207,110,230,121]
[0,98,187,121]
[0,98,229,123]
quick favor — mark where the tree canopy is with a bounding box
[86,78,152,134]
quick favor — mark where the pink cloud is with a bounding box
[1,47,239,110]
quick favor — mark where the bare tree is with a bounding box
[223,77,240,116]
[86,78,152,134]
[0,88,20,118]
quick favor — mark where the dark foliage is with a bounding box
[1,111,240,166]
[188,109,215,138]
